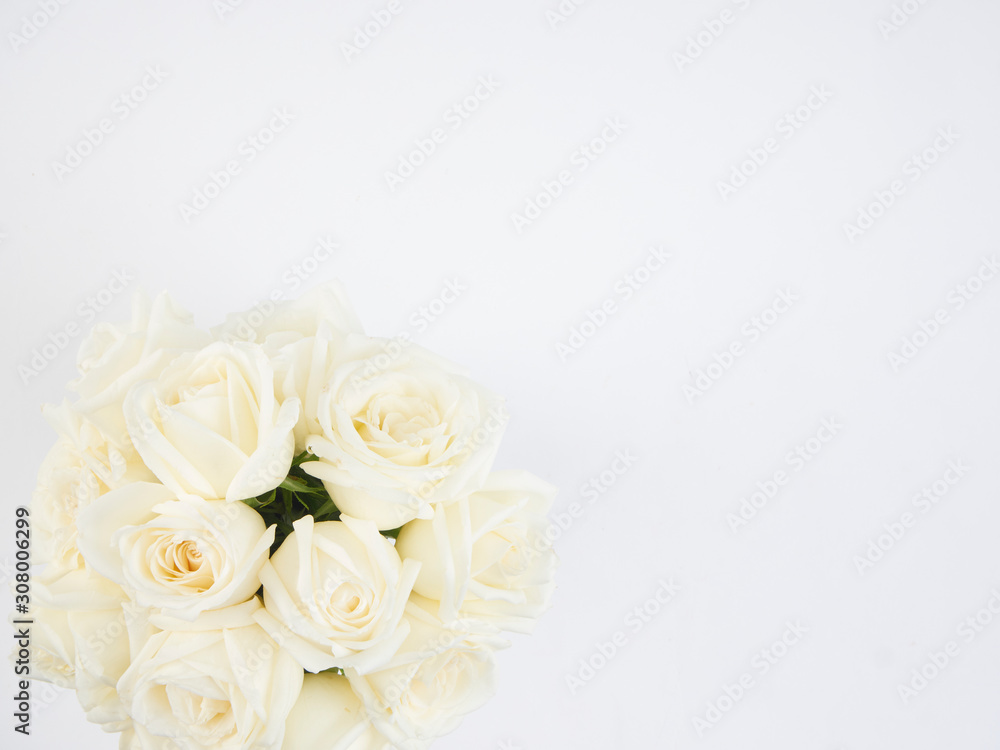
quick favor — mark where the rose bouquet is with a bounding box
[24,283,557,750]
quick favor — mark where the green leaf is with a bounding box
[279,478,309,493]
[291,450,321,468]
[312,498,340,522]
[239,451,399,552]
[240,489,277,511]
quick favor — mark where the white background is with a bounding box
[2,0,1000,748]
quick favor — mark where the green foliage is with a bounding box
[241,452,341,555]
[240,451,405,554]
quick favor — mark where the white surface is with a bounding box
[2,0,1000,748]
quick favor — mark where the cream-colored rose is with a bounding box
[71,601,156,734]
[118,600,303,750]
[71,291,212,445]
[395,470,558,633]
[34,577,155,736]
[214,283,364,452]
[281,673,386,750]
[32,401,154,569]
[346,602,507,750]
[270,325,356,452]
[296,335,507,529]
[255,515,419,673]
[220,284,365,452]
[18,605,75,689]
[124,341,300,502]
[211,280,364,348]
[76,482,274,620]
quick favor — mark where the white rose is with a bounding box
[124,341,300,502]
[270,325,355,452]
[34,562,131,613]
[254,514,419,673]
[346,602,507,750]
[118,600,304,750]
[395,470,558,633]
[71,291,212,445]
[213,283,364,452]
[228,284,364,452]
[69,598,157,734]
[19,605,75,689]
[32,401,154,569]
[281,673,386,750]
[77,482,273,620]
[298,335,507,529]
[211,280,364,348]
[34,556,130,722]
